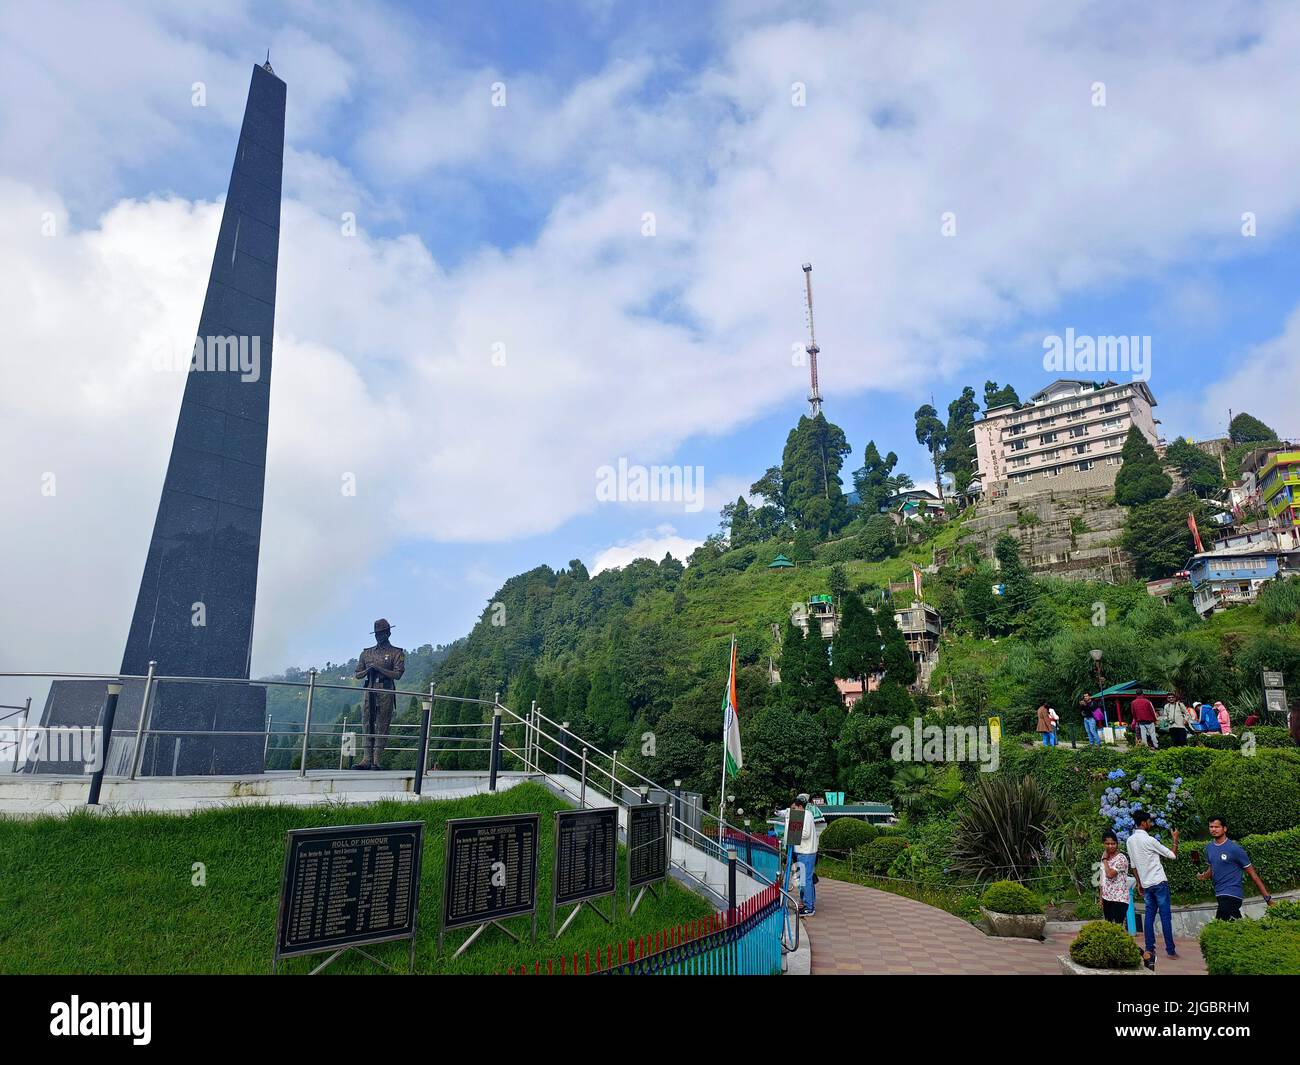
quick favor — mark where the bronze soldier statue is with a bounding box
[353,618,405,769]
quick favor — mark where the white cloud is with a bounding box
[7,1,1300,684]
[591,526,702,574]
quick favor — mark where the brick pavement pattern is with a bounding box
[805,877,1208,975]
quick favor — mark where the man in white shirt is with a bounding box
[784,794,820,917]
[1126,810,1180,968]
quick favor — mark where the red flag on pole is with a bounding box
[911,563,923,599]
[1188,512,1203,553]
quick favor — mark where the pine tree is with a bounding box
[781,414,853,537]
[876,601,917,686]
[831,591,879,691]
[941,386,979,495]
[914,404,947,502]
[1113,426,1172,507]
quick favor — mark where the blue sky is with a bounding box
[4,0,1300,686]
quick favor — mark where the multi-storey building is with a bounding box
[973,379,1160,501]
[1260,450,1300,526]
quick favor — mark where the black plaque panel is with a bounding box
[442,813,540,930]
[627,803,668,889]
[275,821,424,959]
[554,808,617,907]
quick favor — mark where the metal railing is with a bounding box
[1,667,801,958]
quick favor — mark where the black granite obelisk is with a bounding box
[38,62,285,776]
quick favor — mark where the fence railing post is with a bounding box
[610,750,619,801]
[86,681,122,805]
[579,747,588,807]
[298,668,316,778]
[414,690,432,796]
[128,660,157,781]
[528,700,537,773]
[488,707,502,792]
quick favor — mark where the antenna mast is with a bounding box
[801,263,823,417]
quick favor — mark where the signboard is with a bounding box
[553,807,617,907]
[1263,671,1285,690]
[988,716,1002,746]
[1266,689,1288,716]
[785,807,806,848]
[441,813,540,931]
[274,821,424,964]
[627,803,668,889]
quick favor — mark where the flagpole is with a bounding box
[718,633,734,847]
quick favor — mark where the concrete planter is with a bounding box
[980,907,1046,939]
[1058,954,1150,976]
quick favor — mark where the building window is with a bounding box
[1078,460,1094,471]
[1073,443,1089,454]
[1041,432,1058,444]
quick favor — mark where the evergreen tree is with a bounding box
[1122,495,1208,579]
[913,404,947,502]
[828,563,849,605]
[1114,426,1172,507]
[858,514,896,562]
[722,496,757,547]
[941,386,979,495]
[983,380,1020,410]
[781,414,853,537]
[851,440,899,514]
[993,533,1032,625]
[831,591,880,691]
[1229,412,1278,445]
[876,600,917,686]
[1165,438,1223,498]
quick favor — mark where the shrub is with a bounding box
[1240,825,1300,894]
[1244,726,1296,749]
[854,835,909,875]
[1262,900,1300,928]
[950,774,1056,879]
[981,879,1043,915]
[1197,733,1240,751]
[1069,920,1143,970]
[1200,919,1300,975]
[1195,751,1300,837]
[819,818,877,855]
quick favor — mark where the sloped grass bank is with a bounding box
[0,784,710,975]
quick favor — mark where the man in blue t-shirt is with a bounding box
[1196,815,1274,920]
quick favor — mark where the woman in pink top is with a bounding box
[1215,701,1232,735]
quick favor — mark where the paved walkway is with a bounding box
[805,878,1208,975]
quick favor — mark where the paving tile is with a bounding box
[804,878,1208,976]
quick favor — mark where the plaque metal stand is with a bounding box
[440,913,537,959]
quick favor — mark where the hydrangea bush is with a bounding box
[1099,768,1191,843]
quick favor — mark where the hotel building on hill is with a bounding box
[972,378,1160,501]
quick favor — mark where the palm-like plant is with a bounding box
[949,774,1057,881]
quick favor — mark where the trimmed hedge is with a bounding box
[1195,733,1240,750]
[1244,726,1297,748]
[819,818,878,854]
[1200,919,1300,975]
[981,880,1042,915]
[1195,751,1300,837]
[1070,920,1142,970]
[853,835,909,875]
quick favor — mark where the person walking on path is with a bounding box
[1036,702,1055,747]
[1196,815,1273,921]
[784,793,820,917]
[1127,810,1179,969]
[1131,692,1158,749]
[1098,830,1132,926]
[1080,693,1102,746]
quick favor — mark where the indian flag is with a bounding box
[723,636,743,777]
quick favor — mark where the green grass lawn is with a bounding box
[0,783,712,975]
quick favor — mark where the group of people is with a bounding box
[1033,692,1238,749]
[1098,812,1273,970]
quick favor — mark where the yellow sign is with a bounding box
[988,716,1002,745]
